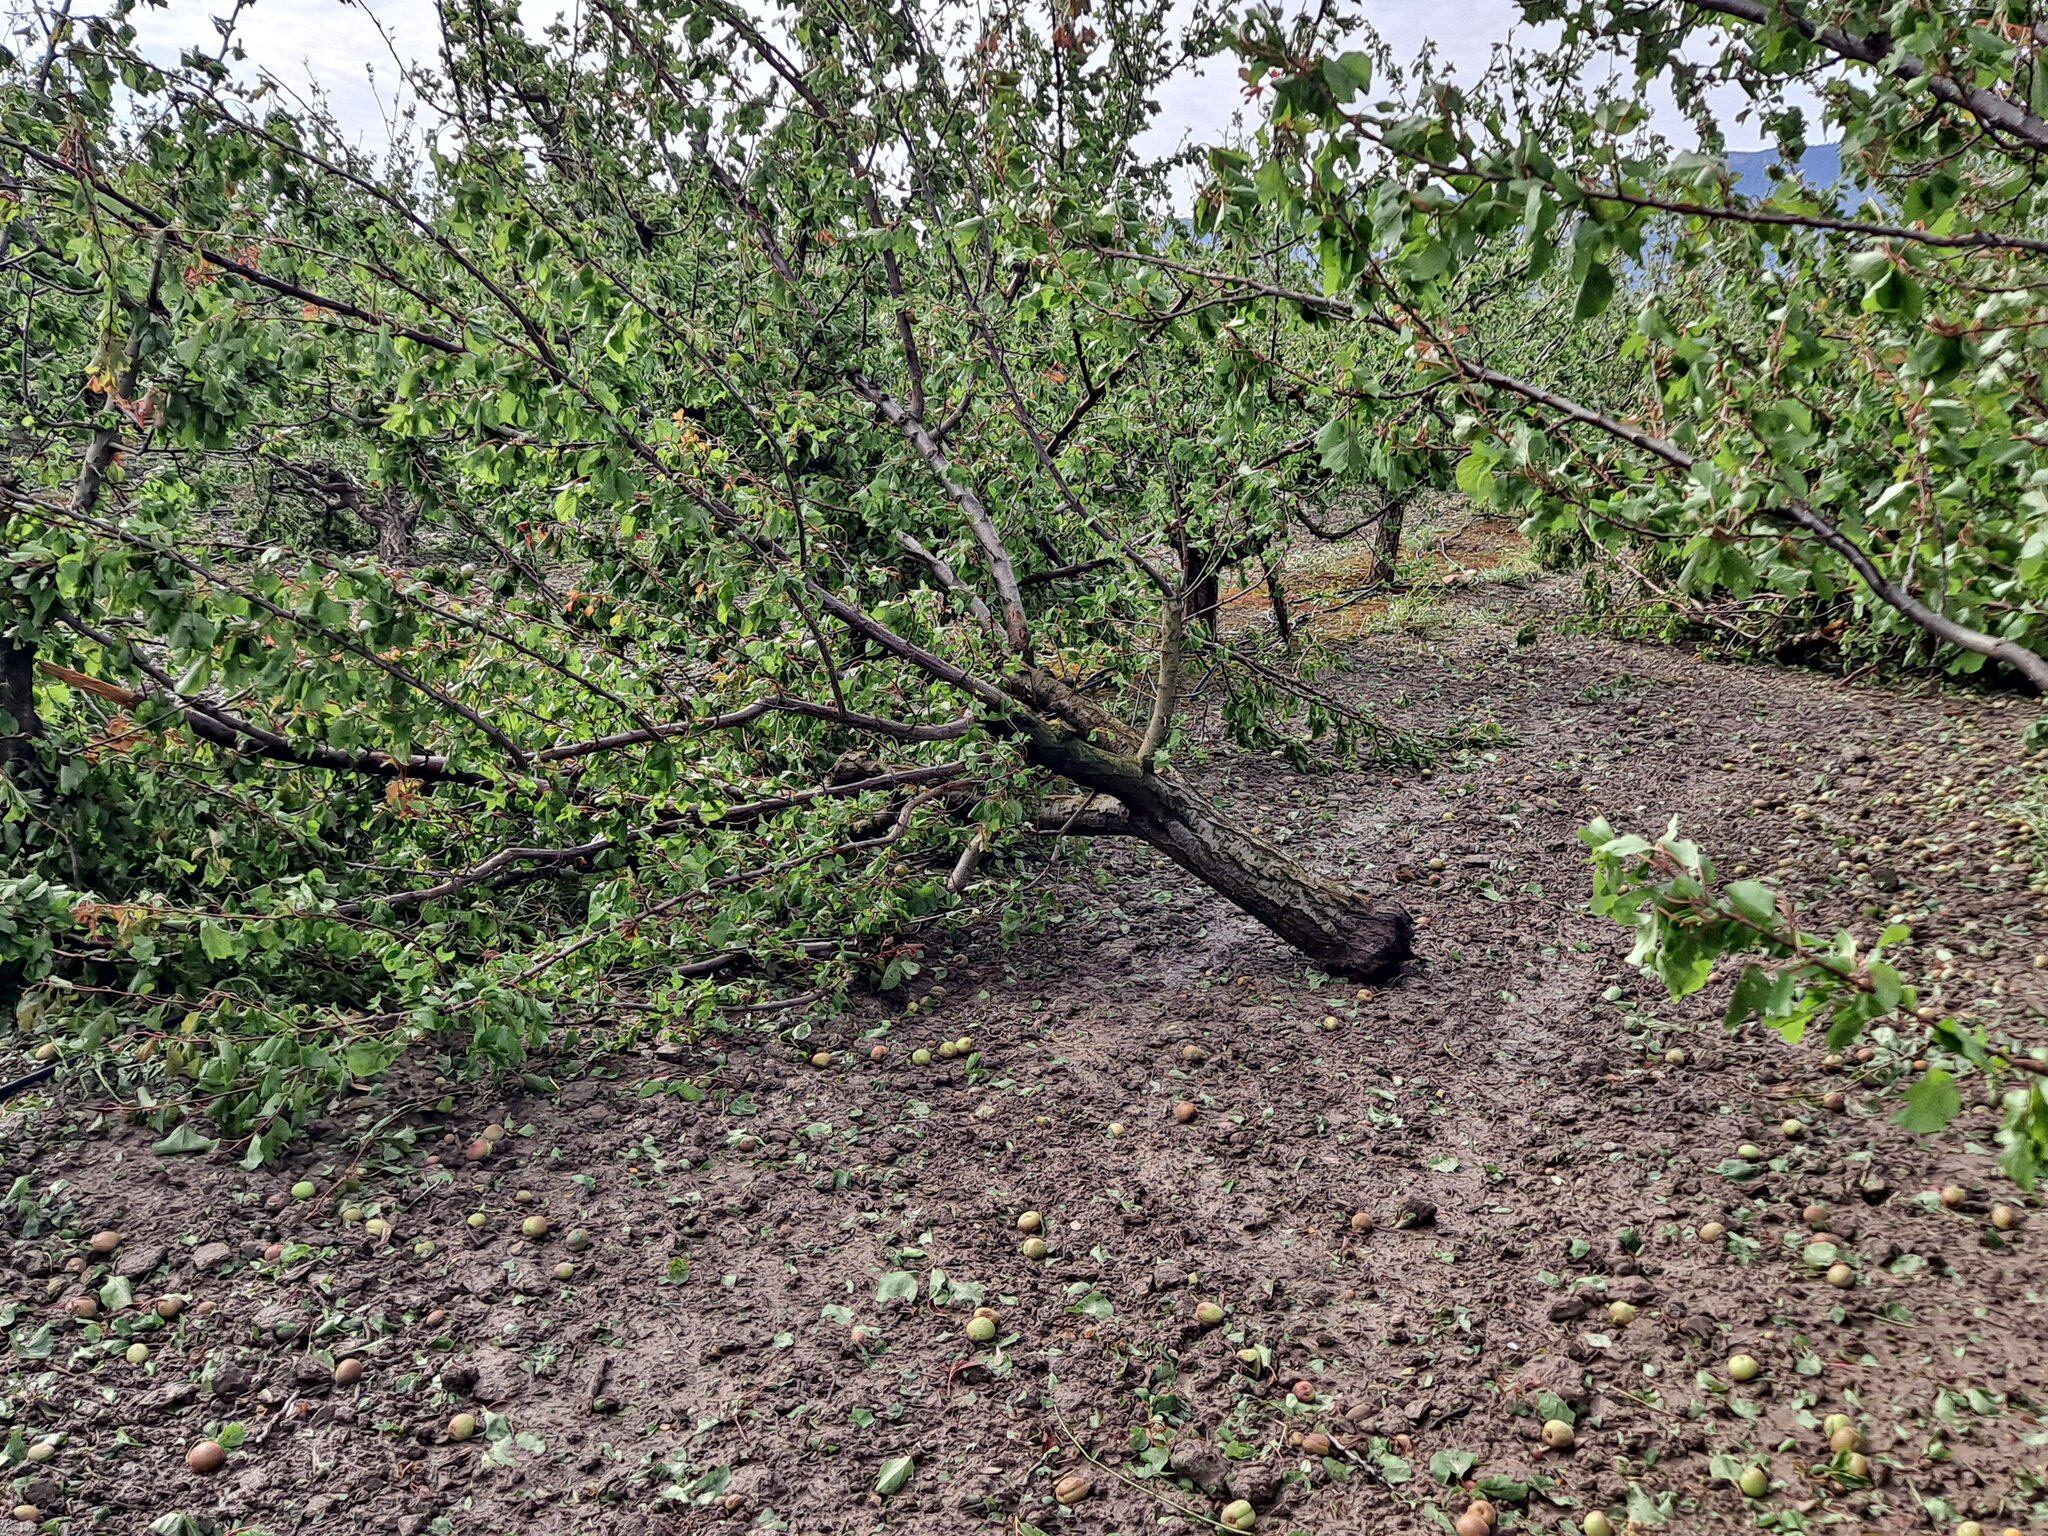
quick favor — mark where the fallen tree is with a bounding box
[0,0,1416,1153]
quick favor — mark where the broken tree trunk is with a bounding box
[1018,708,1410,980]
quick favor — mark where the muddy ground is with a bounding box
[6,526,2047,1536]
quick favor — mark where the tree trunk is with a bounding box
[1361,489,1406,588]
[1020,714,1410,979]
[0,636,36,782]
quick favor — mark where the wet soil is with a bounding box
[6,542,2047,1536]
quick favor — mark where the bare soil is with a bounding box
[7,535,2046,1536]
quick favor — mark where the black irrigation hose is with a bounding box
[0,1061,58,1103]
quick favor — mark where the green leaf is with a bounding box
[1430,1448,1478,1484]
[1893,1070,1960,1134]
[875,1454,915,1496]
[1573,264,1614,321]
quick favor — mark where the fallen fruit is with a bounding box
[334,1357,364,1387]
[1054,1474,1092,1506]
[1466,1498,1497,1528]
[186,1440,227,1475]
[364,1218,393,1241]
[1290,1378,1316,1402]
[291,1180,316,1200]
[1021,1237,1047,1260]
[1664,1048,1687,1066]
[1541,1418,1576,1450]
[1698,1221,1726,1243]
[1829,1426,1862,1454]
[1802,1203,1829,1228]
[1737,1143,1764,1161]
[809,1050,833,1068]
[1737,1465,1770,1498]
[521,1215,549,1239]
[125,1342,150,1365]
[565,1228,590,1251]
[954,1035,973,1053]
[1017,1211,1042,1233]
[466,1212,489,1229]
[965,1315,997,1343]
[1454,1512,1489,1536]
[869,1044,887,1062]
[88,1230,122,1255]
[1608,1300,1637,1326]
[1299,1431,1332,1456]
[1822,1412,1851,1437]
[23,1443,54,1465]
[1956,1524,1984,1536]
[1781,1117,1806,1140]
[1220,1497,1257,1531]
[1990,1204,2018,1231]
[1583,1514,1614,1536]
[1727,1353,1761,1383]
[1825,1262,1855,1288]
[413,1239,436,1259]
[153,1296,185,1320]
[1349,1211,1374,1234]
[448,1412,477,1441]
[910,1048,931,1066]
[1823,1091,1847,1112]
[1194,1301,1225,1327]
[1172,1100,1197,1123]
[1940,1184,1967,1208]
[553,1261,574,1280]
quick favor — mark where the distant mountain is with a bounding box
[1727,143,1845,197]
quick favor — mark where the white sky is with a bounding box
[103,0,1777,171]
[110,0,1528,152]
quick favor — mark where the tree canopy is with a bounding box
[3,0,2043,1159]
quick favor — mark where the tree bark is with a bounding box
[0,636,36,782]
[1019,713,1411,979]
[1360,489,1406,588]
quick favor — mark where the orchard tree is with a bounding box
[1208,0,2048,702]
[0,0,1417,1153]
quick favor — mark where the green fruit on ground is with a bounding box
[1541,1419,1575,1450]
[910,1048,931,1065]
[1738,1466,1770,1498]
[1698,1221,1725,1242]
[1829,1427,1862,1454]
[1728,1354,1761,1382]
[1221,1498,1256,1530]
[1825,1262,1855,1288]
[965,1315,997,1343]
[467,1212,488,1228]
[290,1181,316,1200]
[566,1228,590,1251]
[125,1343,150,1365]
[448,1413,477,1441]
[1737,1143,1764,1161]
[1781,1118,1806,1139]
[521,1215,548,1239]
[554,1261,574,1280]
[1016,1211,1042,1233]
[1608,1301,1637,1326]
[1584,1514,1614,1536]
[1021,1237,1047,1260]
[1194,1301,1225,1326]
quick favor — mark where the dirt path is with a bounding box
[6,545,2045,1536]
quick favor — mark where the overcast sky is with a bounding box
[102,0,1780,173]
[110,0,1533,151]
